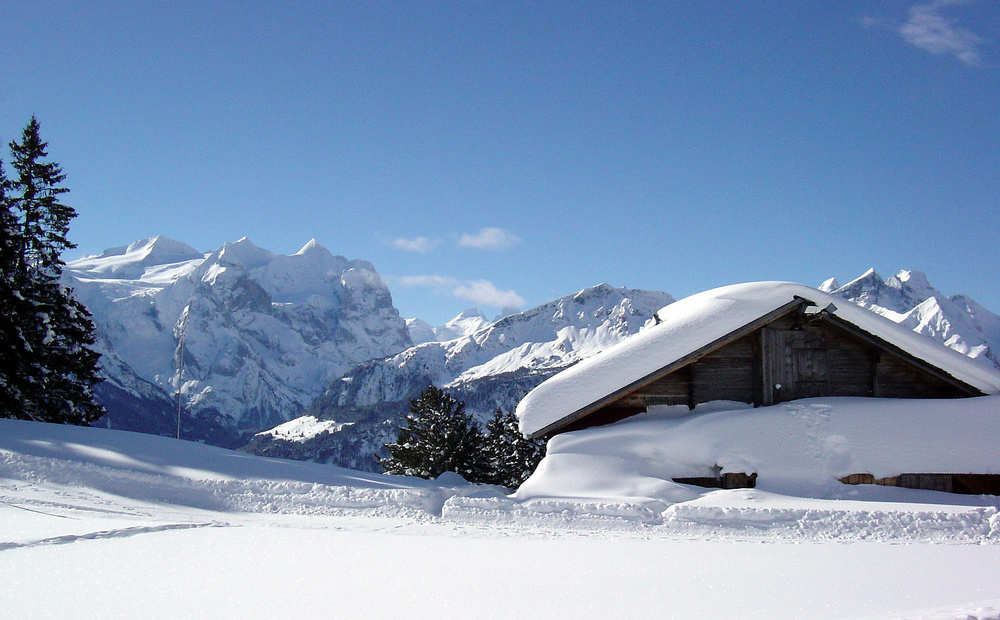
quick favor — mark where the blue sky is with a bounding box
[2,1,998,324]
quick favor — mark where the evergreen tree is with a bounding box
[482,408,546,489]
[0,117,104,424]
[0,157,29,418]
[381,386,486,480]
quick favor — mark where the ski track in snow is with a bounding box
[0,521,228,552]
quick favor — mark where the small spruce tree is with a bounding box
[381,386,486,480]
[482,408,546,489]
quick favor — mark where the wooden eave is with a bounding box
[527,297,809,439]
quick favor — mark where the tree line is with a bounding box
[381,385,545,489]
[0,117,104,424]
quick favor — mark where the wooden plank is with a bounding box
[841,473,1000,495]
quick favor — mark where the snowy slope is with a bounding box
[64,236,411,442]
[5,414,1000,532]
[3,417,1000,619]
[0,418,481,520]
[407,308,491,345]
[314,284,675,414]
[822,269,1000,369]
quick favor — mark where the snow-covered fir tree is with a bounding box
[381,386,486,480]
[0,117,103,424]
[380,388,545,487]
[482,408,545,489]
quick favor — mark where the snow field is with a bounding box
[3,511,1000,620]
[4,418,1000,618]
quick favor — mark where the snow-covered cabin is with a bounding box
[517,282,1000,440]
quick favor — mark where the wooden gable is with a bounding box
[553,300,984,436]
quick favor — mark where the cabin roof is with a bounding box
[516,282,1000,438]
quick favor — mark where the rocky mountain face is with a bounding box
[245,284,676,470]
[821,269,1000,370]
[65,236,411,446]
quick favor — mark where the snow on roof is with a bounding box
[516,282,1000,438]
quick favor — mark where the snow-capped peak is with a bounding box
[67,236,204,279]
[452,308,487,321]
[843,267,880,288]
[295,238,326,256]
[63,236,412,438]
[405,308,492,344]
[214,237,276,270]
[405,318,438,345]
[818,277,840,293]
[889,270,934,297]
[437,308,490,341]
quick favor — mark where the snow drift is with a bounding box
[516,395,1000,508]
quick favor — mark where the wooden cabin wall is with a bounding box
[763,315,876,403]
[614,366,691,410]
[692,335,757,403]
[584,334,760,430]
[824,327,877,397]
[761,314,966,402]
[795,317,968,399]
[874,354,967,398]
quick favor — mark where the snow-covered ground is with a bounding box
[3,416,1000,619]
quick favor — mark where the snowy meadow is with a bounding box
[3,409,1000,620]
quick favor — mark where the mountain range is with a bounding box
[65,236,410,446]
[64,237,1000,467]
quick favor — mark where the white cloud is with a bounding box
[898,0,985,66]
[457,227,522,251]
[392,236,439,253]
[396,275,455,288]
[452,280,525,309]
[394,274,525,310]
